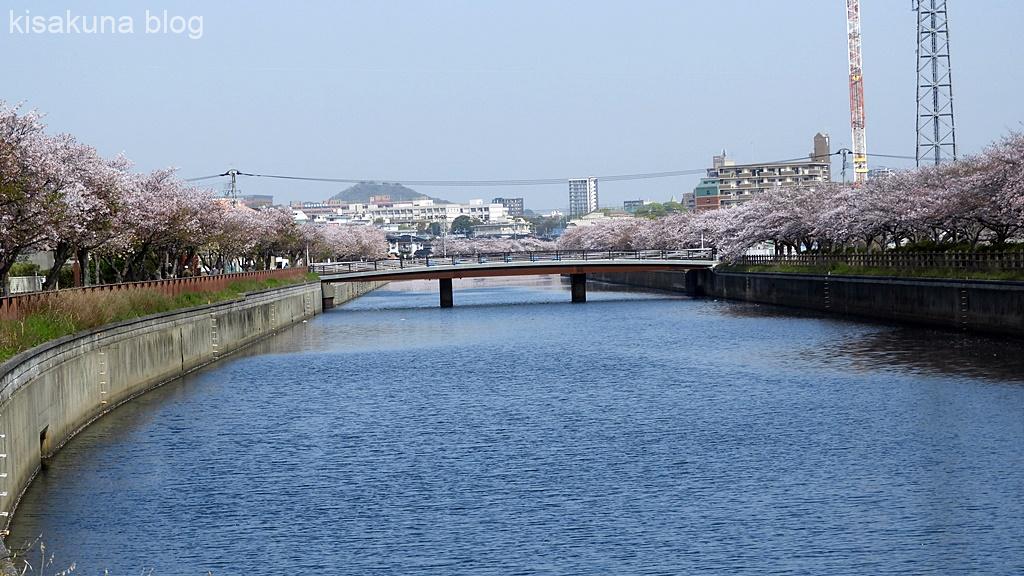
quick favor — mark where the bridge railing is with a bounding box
[311,248,716,276]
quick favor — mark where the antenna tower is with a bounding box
[914,0,957,166]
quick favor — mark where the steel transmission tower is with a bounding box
[914,0,957,166]
[846,0,868,183]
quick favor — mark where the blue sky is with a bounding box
[2,0,1022,211]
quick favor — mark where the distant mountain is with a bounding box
[329,182,448,204]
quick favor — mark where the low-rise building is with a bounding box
[239,194,274,209]
[291,198,507,226]
[623,200,654,213]
[472,219,533,237]
[387,234,432,258]
[566,210,635,228]
[491,197,525,218]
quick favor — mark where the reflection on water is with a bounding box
[707,299,1024,384]
[7,277,1024,575]
[821,326,1024,383]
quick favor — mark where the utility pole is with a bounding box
[846,0,869,183]
[838,148,852,183]
[914,0,957,166]
[226,169,240,205]
[441,215,448,258]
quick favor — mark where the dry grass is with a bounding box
[0,275,316,364]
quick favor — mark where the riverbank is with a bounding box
[0,272,319,364]
[0,279,384,560]
[591,270,1024,337]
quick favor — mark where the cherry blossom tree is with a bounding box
[0,102,60,293]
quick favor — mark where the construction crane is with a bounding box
[846,0,868,183]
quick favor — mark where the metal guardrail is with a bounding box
[735,252,1024,271]
[311,248,717,276]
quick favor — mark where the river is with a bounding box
[7,276,1024,574]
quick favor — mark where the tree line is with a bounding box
[558,132,1024,260]
[1,102,386,294]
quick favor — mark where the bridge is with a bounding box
[312,249,717,307]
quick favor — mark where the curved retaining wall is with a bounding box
[0,280,383,538]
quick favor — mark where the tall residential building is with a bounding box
[693,134,832,211]
[568,177,599,218]
[491,197,525,218]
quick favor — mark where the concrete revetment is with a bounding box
[591,270,1024,337]
[0,280,383,541]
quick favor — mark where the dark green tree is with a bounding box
[451,215,475,235]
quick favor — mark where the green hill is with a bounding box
[329,182,447,204]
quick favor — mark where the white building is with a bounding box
[566,211,635,228]
[292,198,506,227]
[568,177,599,218]
[472,219,533,237]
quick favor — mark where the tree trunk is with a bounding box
[0,249,22,297]
[76,247,90,286]
[42,241,74,290]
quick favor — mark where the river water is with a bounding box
[7,277,1024,574]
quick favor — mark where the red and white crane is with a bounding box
[846,0,868,182]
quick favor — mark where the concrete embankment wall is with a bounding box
[0,280,384,535]
[591,270,1024,337]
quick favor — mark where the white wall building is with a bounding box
[292,198,507,227]
[568,177,599,218]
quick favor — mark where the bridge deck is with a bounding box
[315,250,716,283]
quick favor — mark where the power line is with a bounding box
[188,152,842,188]
[185,150,922,187]
[184,172,229,182]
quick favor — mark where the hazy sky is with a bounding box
[3,1,1023,210]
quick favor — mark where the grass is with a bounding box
[717,263,1024,281]
[0,274,318,365]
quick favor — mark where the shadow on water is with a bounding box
[707,298,1024,384]
[817,326,1024,384]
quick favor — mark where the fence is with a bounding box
[734,252,1024,271]
[0,267,308,322]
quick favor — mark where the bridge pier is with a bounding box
[571,273,586,303]
[439,278,454,308]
